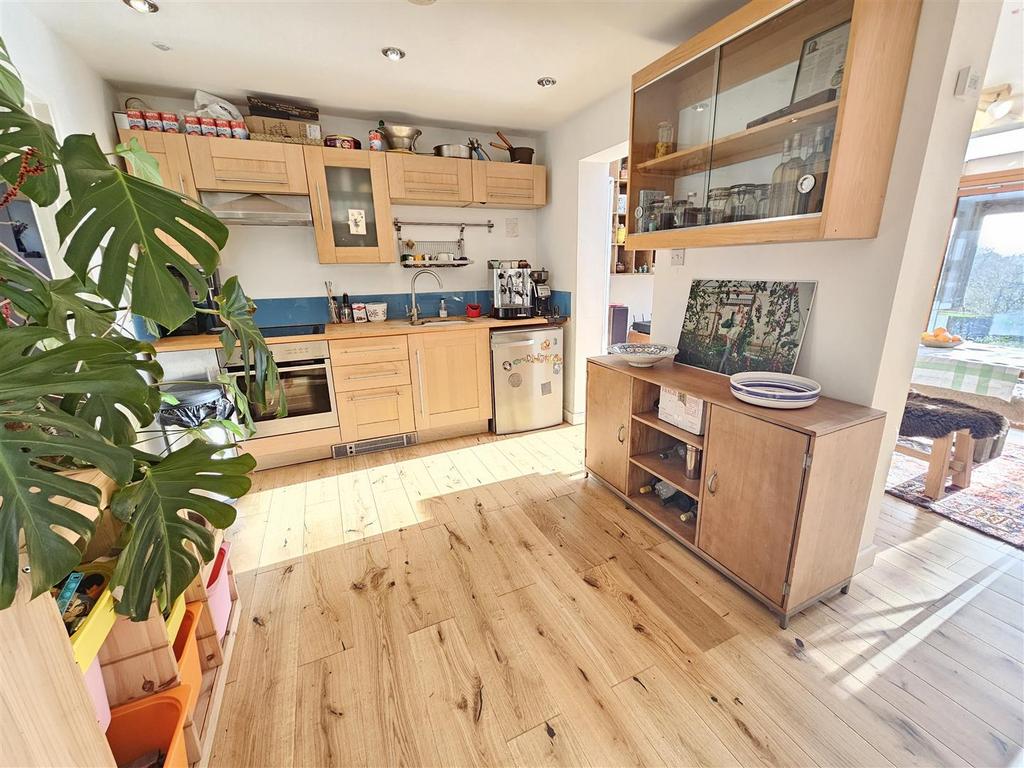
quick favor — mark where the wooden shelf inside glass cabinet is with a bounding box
[635,101,838,177]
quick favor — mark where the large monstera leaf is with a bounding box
[109,442,255,619]
[55,133,228,330]
[217,276,284,417]
[0,407,133,609]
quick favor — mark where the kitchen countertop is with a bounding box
[152,316,556,352]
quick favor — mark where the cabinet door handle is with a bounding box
[706,470,719,496]
[337,346,400,354]
[616,425,626,444]
[178,174,186,193]
[315,183,326,229]
[415,349,426,417]
[347,369,398,380]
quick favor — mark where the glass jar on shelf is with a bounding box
[724,184,758,223]
[655,121,675,158]
[646,200,663,232]
[707,187,730,225]
[755,184,772,219]
[660,195,676,230]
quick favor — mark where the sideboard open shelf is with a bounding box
[625,0,922,250]
[585,356,886,627]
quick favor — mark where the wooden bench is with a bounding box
[895,429,974,500]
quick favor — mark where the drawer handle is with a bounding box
[707,470,718,496]
[338,346,400,354]
[348,391,399,402]
[213,176,285,184]
[616,425,626,444]
[347,370,398,380]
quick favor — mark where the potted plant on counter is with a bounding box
[0,38,281,620]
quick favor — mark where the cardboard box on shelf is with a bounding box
[243,115,321,141]
[658,386,706,435]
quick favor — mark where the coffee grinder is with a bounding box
[530,267,553,317]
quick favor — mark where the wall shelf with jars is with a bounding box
[610,157,655,275]
[625,0,922,250]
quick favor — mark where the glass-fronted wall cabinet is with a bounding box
[304,147,396,264]
[626,0,922,250]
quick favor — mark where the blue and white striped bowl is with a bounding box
[729,372,821,409]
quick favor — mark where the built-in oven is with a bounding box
[218,340,336,439]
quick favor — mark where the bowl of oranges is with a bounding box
[921,327,963,348]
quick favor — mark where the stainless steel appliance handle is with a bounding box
[415,349,426,417]
[227,362,328,374]
[348,391,400,403]
[214,176,284,184]
[492,339,538,349]
[707,470,719,496]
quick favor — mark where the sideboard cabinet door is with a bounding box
[584,362,632,493]
[697,405,808,605]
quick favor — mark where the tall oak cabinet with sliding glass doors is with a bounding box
[625,0,922,250]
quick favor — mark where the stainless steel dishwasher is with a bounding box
[491,326,564,434]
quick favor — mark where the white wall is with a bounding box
[650,0,1002,563]
[1,4,117,277]
[536,87,632,418]
[115,91,541,297]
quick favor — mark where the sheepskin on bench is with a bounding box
[900,392,1007,440]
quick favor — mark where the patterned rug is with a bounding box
[885,441,1024,548]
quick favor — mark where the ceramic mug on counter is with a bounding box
[365,302,388,322]
[351,303,369,323]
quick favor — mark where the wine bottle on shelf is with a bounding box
[777,131,805,218]
[799,126,830,215]
[767,138,792,218]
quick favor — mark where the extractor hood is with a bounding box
[199,191,313,226]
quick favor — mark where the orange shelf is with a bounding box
[629,451,701,501]
[632,411,704,450]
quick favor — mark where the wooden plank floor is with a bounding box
[210,424,1024,767]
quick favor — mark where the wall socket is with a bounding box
[671,249,686,267]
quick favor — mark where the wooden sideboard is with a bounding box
[585,356,885,627]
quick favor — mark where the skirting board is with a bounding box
[563,409,585,426]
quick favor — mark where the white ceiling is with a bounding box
[19,0,743,134]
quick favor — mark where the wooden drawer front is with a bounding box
[188,135,308,193]
[473,162,545,206]
[333,360,410,392]
[387,155,473,202]
[338,385,415,441]
[329,336,409,366]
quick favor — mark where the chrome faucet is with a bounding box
[408,268,442,325]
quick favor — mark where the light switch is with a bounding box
[953,66,981,100]
[671,249,686,267]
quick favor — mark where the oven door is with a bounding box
[227,362,337,439]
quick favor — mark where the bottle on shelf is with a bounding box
[767,138,792,218]
[683,191,702,227]
[660,195,675,230]
[798,125,830,215]
[776,131,805,218]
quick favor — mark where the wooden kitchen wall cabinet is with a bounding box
[408,329,492,430]
[584,356,885,627]
[625,0,922,249]
[187,135,308,194]
[117,129,201,265]
[386,154,474,206]
[472,162,547,208]
[303,146,396,264]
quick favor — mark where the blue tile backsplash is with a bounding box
[138,289,571,340]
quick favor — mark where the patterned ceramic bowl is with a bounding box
[607,343,677,368]
[729,372,821,409]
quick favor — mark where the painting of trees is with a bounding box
[674,279,816,374]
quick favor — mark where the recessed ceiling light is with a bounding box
[152,41,172,51]
[537,76,557,88]
[123,0,159,13]
[382,47,406,61]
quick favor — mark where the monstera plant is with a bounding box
[0,38,282,619]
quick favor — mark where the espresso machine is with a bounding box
[489,261,534,319]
